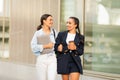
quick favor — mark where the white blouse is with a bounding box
[66,33,76,44]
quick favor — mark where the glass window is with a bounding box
[0,20,3,57]
[60,0,83,31]
[0,0,3,15]
[84,0,120,74]
[0,0,10,58]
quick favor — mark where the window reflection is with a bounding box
[98,4,109,24]
[84,0,120,74]
[0,0,3,13]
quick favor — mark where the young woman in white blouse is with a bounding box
[31,14,57,80]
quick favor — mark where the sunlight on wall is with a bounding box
[116,16,120,25]
[0,0,3,13]
[98,4,109,24]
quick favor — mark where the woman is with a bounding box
[54,17,84,80]
[31,14,57,80]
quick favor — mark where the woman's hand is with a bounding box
[68,41,76,50]
[58,44,63,52]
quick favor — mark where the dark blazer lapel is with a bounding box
[74,32,80,44]
[62,31,68,44]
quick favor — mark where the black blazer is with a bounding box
[54,31,84,74]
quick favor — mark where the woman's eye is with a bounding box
[66,21,72,25]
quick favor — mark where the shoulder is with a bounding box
[76,32,84,39]
[58,30,68,35]
[52,28,57,34]
[37,29,43,33]
[51,28,58,37]
[79,34,84,39]
[34,29,43,36]
[76,33,84,43]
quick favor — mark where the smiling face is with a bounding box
[43,16,53,28]
[66,18,77,32]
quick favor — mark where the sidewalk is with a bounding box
[0,61,109,80]
[57,75,108,80]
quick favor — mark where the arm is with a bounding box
[54,31,69,53]
[31,31,43,54]
[74,35,84,56]
[54,32,62,52]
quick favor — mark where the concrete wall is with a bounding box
[10,0,60,64]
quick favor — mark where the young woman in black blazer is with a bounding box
[54,17,84,80]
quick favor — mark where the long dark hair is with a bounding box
[69,17,81,35]
[37,14,52,30]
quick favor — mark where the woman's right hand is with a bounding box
[58,44,63,52]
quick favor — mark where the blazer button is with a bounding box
[69,50,72,53]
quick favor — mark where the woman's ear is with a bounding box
[75,24,77,28]
[43,20,46,23]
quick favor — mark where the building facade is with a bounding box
[0,0,120,79]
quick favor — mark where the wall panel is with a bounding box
[10,0,60,64]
